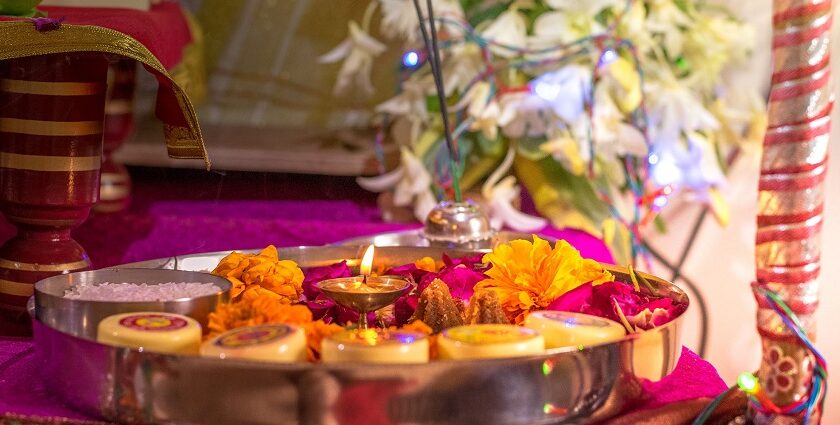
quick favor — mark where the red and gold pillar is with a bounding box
[752,0,831,422]
[0,53,108,334]
[97,59,136,213]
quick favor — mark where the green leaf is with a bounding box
[515,136,549,161]
[467,2,511,28]
[653,214,667,234]
[426,95,441,113]
[476,131,504,157]
[537,157,610,223]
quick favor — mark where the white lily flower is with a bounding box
[587,87,648,158]
[545,0,620,13]
[454,81,502,140]
[645,69,719,142]
[497,92,552,139]
[379,0,465,42]
[532,0,619,46]
[616,1,655,54]
[645,0,691,56]
[375,78,430,142]
[357,148,437,221]
[480,9,527,58]
[319,21,387,97]
[529,65,591,124]
[441,43,485,95]
[471,101,502,141]
[683,14,755,91]
[482,148,547,232]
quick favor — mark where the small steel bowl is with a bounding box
[34,268,231,339]
[422,201,495,249]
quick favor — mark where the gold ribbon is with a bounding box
[0,78,105,96]
[0,21,209,168]
[0,152,100,172]
[0,278,33,297]
[0,118,102,137]
[0,258,90,272]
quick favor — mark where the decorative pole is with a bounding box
[753,0,831,422]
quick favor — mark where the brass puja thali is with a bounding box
[30,245,687,425]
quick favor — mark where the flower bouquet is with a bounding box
[320,0,764,263]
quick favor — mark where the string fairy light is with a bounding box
[691,284,828,423]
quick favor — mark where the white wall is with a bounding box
[646,1,838,421]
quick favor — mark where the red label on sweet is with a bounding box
[118,314,188,332]
[215,325,293,348]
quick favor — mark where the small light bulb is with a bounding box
[601,49,618,65]
[402,50,420,67]
[653,195,668,209]
[737,372,760,395]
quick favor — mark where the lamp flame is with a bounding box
[360,245,375,276]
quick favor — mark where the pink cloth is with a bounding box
[0,1,192,69]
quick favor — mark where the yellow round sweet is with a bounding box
[523,311,626,349]
[437,324,545,360]
[97,312,201,355]
[321,329,429,364]
[201,324,307,363]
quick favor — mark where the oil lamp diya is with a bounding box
[316,245,411,329]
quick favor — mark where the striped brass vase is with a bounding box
[0,53,107,334]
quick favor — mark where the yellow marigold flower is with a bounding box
[475,236,614,324]
[414,256,437,273]
[212,245,304,303]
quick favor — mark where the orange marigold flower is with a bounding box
[212,245,304,303]
[475,236,614,324]
[303,320,344,362]
[207,292,313,337]
[414,257,437,273]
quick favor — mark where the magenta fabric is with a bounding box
[0,339,724,421]
[0,170,614,269]
[0,168,723,420]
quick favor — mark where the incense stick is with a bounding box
[412,0,463,202]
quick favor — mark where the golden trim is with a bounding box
[0,152,100,172]
[0,78,104,96]
[99,185,130,201]
[0,118,102,136]
[6,216,78,226]
[0,21,209,168]
[0,279,33,297]
[0,258,90,272]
